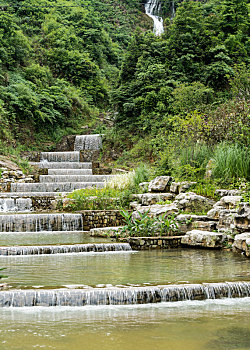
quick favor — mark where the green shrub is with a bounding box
[212,142,250,180]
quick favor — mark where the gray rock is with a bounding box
[218,196,242,209]
[207,205,225,220]
[90,226,123,237]
[170,181,196,194]
[132,203,179,219]
[232,232,250,257]
[148,176,173,192]
[215,189,242,197]
[181,230,226,248]
[217,209,238,234]
[174,192,215,213]
[132,193,174,205]
[176,214,216,234]
[235,202,250,232]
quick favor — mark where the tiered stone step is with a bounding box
[11,182,105,192]
[30,162,92,169]
[41,151,80,162]
[39,175,113,183]
[48,169,92,175]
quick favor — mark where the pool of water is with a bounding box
[0,232,114,246]
[0,298,249,350]
[1,249,249,289]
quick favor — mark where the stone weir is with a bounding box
[0,282,249,307]
[0,213,83,232]
[0,243,132,255]
[0,198,32,213]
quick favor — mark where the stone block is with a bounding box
[174,192,215,213]
[148,176,173,192]
[232,232,250,257]
[181,230,226,248]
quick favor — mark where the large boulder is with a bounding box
[232,232,250,258]
[148,176,173,192]
[174,192,215,213]
[181,230,226,248]
[132,203,179,219]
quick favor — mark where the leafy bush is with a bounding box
[119,210,178,237]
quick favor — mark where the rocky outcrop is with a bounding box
[176,214,217,234]
[148,176,173,192]
[174,192,215,213]
[207,197,249,235]
[54,135,76,151]
[217,196,242,209]
[170,181,196,194]
[232,232,250,257]
[234,203,250,232]
[181,230,226,248]
[0,170,35,192]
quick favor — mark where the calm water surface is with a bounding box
[0,299,249,350]
[1,249,249,289]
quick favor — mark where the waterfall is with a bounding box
[0,282,249,307]
[170,0,175,19]
[145,0,164,36]
[40,152,80,162]
[74,135,102,151]
[0,198,32,212]
[0,243,132,256]
[0,213,83,232]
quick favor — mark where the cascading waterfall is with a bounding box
[0,198,32,212]
[40,152,80,162]
[0,213,83,232]
[31,161,92,169]
[145,0,164,36]
[48,169,93,175]
[0,243,132,256]
[0,282,249,307]
[74,135,102,151]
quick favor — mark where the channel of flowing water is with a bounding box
[145,0,164,35]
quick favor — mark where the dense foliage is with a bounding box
[0,0,249,183]
[0,0,148,148]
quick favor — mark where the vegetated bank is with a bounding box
[0,0,249,188]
